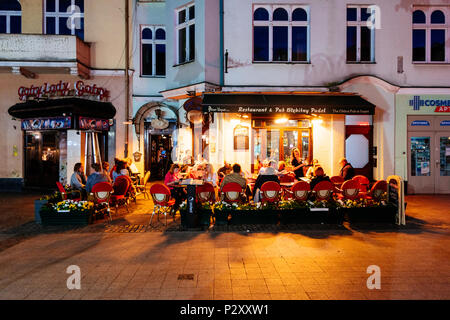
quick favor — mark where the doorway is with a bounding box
[407,116,450,194]
[145,130,173,181]
[24,131,61,188]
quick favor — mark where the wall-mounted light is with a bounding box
[311,118,323,126]
[230,119,241,126]
[275,118,288,124]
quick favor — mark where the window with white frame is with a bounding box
[412,7,449,63]
[253,5,310,62]
[346,5,376,62]
[176,3,195,64]
[0,0,21,34]
[44,0,84,40]
[141,26,166,76]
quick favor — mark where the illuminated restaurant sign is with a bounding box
[205,105,373,115]
[79,117,110,131]
[21,117,72,130]
[18,81,109,101]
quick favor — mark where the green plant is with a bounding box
[213,201,239,212]
[51,200,93,214]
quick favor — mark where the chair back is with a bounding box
[56,181,67,199]
[279,174,295,183]
[369,180,388,200]
[330,175,345,187]
[221,182,243,203]
[341,180,360,200]
[197,182,215,203]
[291,181,310,201]
[113,175,131,196]
[260,181,281,203]
[142,171,151,186]
[92,182,113,204]
[150,183,171,206]
[313,181,334,200]
[352,175,370,192]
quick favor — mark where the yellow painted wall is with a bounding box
[20,0,43,34]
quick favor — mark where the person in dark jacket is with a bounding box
[253,160,280,202]
[310,166,331,190]
[85,163,110,194]
[338,157,355,181]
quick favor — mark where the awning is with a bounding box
[202,93,375,115]
[8,97,116,119]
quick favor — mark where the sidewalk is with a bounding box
[0,192,448,300]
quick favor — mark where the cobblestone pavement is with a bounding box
[0,192,449,300]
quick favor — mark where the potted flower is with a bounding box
[35,191,63,224]
[308,199,343,224]
[340,194,396,223]
[213,201,237,225]
[179,201,199,228]
[278,200,310,224]
[198,202,213,228]
[40,200,94,226]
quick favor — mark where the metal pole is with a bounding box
[124,0,130,159]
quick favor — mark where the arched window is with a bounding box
[273,8,288,21]
[141,26,166,76]
[431,10,445,24]
[142,28,152,40]
[253,8,269,21]
[44,0,85,40]
[412,10,426,24]
[292,8,307,21]
[0,0,21,34]
[155,28,166,40]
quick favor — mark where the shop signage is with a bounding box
[18,80,109,101]
[79,117,110,131]
[204,105,373,115]
[233,125,249,150]
[441,120,450,126]
[409,96,450,112]
[411,120,430,126]
[21,117,72,130]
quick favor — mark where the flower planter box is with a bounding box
[343,206,397,223]
[229,210,278,225]
[34,199,48,224]
[300,208,343,224]
[279,208,311,224]
[180,210,199,228]
[40,210,93,226]
[198,209,212,227]
[213,210,229,226]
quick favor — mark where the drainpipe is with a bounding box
[219,0,224,87]
[124,0,130,158]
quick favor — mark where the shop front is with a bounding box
[8,81,116,189]
[396,93,450,194]
[201,93,376,179]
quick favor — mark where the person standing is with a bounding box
[290,148,305,180]
[338,157,355,180]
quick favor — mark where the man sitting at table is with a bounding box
[85,163,110,194]
[253,160,280,202]
[220,163,248,200]
[338,157,355,180]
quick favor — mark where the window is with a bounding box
[176,3,195,64]
[141,26,166,76]
[44,0,84,40]
[412,7,449,63]
[253,5,310,63]
[346,6,375,62]
[0,0,21,34]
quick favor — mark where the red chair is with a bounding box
[363,180,388,201]
[92,182,113,221]
[291,181,310,202]
[111,175,130,215]
[260,181,282,203]
[280,174,295,183]
[352,175,370,192]
[56,181,81,201]
[197,182,216,203]
[313,181,334,201]
[149,183,175,226]
[221,182,244,203]
[330,176,345,189]
[338,180,360,200]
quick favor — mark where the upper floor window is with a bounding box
[176,3,195,64]
[412,7,449,63]
[44,0,84,40]
[0,0,21,34]
[253,5,310,62]
[141,26,166,76]
[346,5,376,63]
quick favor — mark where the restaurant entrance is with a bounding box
[407,115,450,194]
[144,121,174,181]
[24,131,63,188]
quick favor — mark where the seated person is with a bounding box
[309,166,331,190]
[85,163,111,194]
[220,164,248,200]
[338,157,355,180]
[253,161,280,203]
[164,164,185,211]
[203,163,218,188]
[112,160,129,183]
[102,161,112,184]
[70,163,86,191]
[217,162,232,179]
[305,159,320,179]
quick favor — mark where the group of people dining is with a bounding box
[162,147,356,211]
[69,157,140,200]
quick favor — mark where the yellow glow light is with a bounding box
[275,118,288,124]
[311,119,323,125]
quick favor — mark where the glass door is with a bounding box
[436,134,450,194]
[407,132,435,193]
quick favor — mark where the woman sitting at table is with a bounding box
[253,160,280,203]
[309,166,331,190]
[203,163,218,187]
[164,163,185,212]
[112,160,129,183]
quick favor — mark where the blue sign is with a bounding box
[441,120,450,126]
[411,120,430,126]
[409,96,450,111]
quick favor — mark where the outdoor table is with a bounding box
[176,179,204,214]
